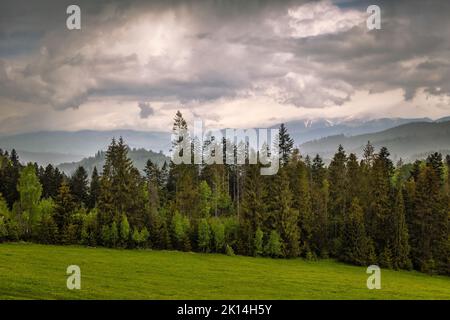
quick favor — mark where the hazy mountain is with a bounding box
[0,130,172,161]
[1,117,448,167]
[11,150,85,167]
[57,148,170,176]
[276,117,433,144]
[300,120,450,163]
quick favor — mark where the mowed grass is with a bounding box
[0,243,449,300]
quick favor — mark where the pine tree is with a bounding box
[70,166,89,207]
[239,164,267,255]
[98,138,144,227]
[119,213,130,247]
[278,123,294,166]
[37,214,59,244]
[328,145,347,253]
[110,221,119,248]
[0,149,21,208]
[391,189,412,270]
[340,198,373,265]
[254,227,264,256]
[265,230,282,257]
[54,181,75,236]
[210,219,225,252]
[39,164,64,199]
[367,147,393,254]
[88,167,100,209]
[198,180,212,218]
[310,154,329,257]
[101,224,111,247]
[271,168,300,257]
[311,154,326,187]
[346,153,363,201]
[410,162,448,273]
[197,218,211,252]
[363,141,375,166]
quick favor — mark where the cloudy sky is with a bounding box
[1,0,450,135]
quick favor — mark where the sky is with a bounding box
[0,0,450,135]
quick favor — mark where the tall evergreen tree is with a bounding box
[0,149,21,208]
[70,166,89,206]
[239,164,267,255]
[278,123,294,166]
[327,145,347,253]
[271,168,300,257]
[391,189,412,270]
[367,147,393,254]
[54,181,76,235]
[88,167,100,209]
[340,198,374,265]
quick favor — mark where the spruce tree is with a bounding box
[70,166,89,207]
[327,145,347,253]
[272,168,300,257]
[340,198,373,266]
[265,230,283,257]
[278,123,294,166]
[391,189,412,270]
[0,149,21,208]
[367,147,393,254]
[88,167,100,209]
[197,218,211,252]
[54,181,75,234]
[411,163,448,273]
[239,164,267,255]
[254,227,264,256]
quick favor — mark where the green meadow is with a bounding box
[0,243,449,300]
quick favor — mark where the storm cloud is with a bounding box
[0,0,449,134]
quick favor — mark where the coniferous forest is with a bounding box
[0,111,449,276]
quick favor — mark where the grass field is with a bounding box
[0,243,449,300]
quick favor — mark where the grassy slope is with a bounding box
[0,243,449,300]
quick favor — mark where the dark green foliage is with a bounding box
[254,227,264,256]
[197,218,211,252]
[340,198,373,266]
[53,181,75,234]
[391,189,412,270]
[0,149,21,208]
[39,164,64,199]
[239,164,267,255]
[265,230,282,257]
[2,114,449,276]
[278,123,294,166]
[70,166,89,206]
[327,145,347,253]
[271,168,300,257]
[88,167,100,209]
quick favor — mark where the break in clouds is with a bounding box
[0,0,450,134]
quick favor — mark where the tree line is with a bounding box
[0,111,449,275]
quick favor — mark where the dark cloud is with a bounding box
[0,0,449,133]
[138,102,154,119]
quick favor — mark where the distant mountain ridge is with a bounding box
[300,120,450,162]
[0,130,172,161]
[1,116,450,168]
[277,117,434,144]
[57,148,170,176]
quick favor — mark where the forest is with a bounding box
[0,111,449,276]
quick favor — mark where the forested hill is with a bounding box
[0,130,171,160]
[57,148,170,176]
[300,120,450,162]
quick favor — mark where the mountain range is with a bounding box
[1,116,450,170]
[300,120,450,163]
[57,148,170,176]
